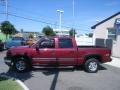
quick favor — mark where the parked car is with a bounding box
[4,37,26,49]
[4,36,112,73]
[0,40,4,51]
[26,38,36,46]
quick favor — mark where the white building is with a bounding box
[75,35,93,46]
[91,12,120,58]
[53,29,69,36]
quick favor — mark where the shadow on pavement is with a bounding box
[33,67,75,90]
[31,65,107,90]
[50,69,59,90]
[0,68,34,82]
[98,65,107,70]
[0,65,107,90]
[39,68,59,90]
[32,66,75,73]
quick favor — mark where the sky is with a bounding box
[0,0,120,34]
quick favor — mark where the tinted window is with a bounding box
[59,38,73,48]
[39,38,55,48]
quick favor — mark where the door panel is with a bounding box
[31,37,56,65]
[32,48,56,65]
[56,48,76,65]
[56,38,77,65]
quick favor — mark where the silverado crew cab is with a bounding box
[4,36,112,73]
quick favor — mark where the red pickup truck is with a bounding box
[4,36,112,73]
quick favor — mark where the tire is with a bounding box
[84,58,99,73]
[13,57,30,72]
[0,44,4,51]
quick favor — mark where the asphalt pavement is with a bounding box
[0,51,120,90]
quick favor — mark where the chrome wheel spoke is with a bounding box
[88,62,97,71]
[16,61,26,71]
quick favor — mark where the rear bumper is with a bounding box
[107,57,112,62]
[102,57,112,63]
[4,57,12,66]
[109,58,112,62]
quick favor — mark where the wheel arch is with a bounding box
[84,54,102,63]
[11,54,32,66]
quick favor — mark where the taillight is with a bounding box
[105,54,110,57]
[105,49,111,57]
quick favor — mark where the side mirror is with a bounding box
[35,46,39,52]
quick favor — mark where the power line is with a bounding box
[1,3,56,22]
[0,1,92,33]
[8,13,69,28]
[1,3,91,28]
[8,13,55,25]
[0,12,92,32]
[9,13,92,31]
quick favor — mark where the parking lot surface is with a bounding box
[0,51,120,90]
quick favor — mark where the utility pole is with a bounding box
[73,0,75,18]
[0,0,8,20]
[5,0,8,20]
[56,10,64,35]
[72,0,75,37]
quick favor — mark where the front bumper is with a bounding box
[4,57,12,66]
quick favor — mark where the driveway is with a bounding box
[0,51,120,90]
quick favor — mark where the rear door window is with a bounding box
[58,38,73,48]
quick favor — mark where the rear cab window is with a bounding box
[58,38,73,48]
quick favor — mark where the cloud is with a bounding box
[104,1,120,6]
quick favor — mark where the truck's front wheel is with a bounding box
[84,58,99,73]
[13,57,29,72]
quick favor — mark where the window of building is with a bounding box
[108,28,117,40]
[58,38,73,48]
[114,18,120,29]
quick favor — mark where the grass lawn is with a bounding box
[0,33,11,41]
[0,76,23,90]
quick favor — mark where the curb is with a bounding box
[16,80,29,90]
[0,75,29,90]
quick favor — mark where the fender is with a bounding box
[84,54,102,63]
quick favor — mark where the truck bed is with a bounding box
[77,46,106,48]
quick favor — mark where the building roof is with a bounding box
[91,12,120,29]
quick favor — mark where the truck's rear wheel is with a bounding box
[84,58,99,73]
[13,57,30,72]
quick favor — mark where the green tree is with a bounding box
[69,28,76,37]
[0,21,18,39]
[42,26,56,36]
[85,33,93,37]
[29,33,34,39]
[88,33,93,37]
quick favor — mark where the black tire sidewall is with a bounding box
[84,58,99,73]
[13,57,29,72]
